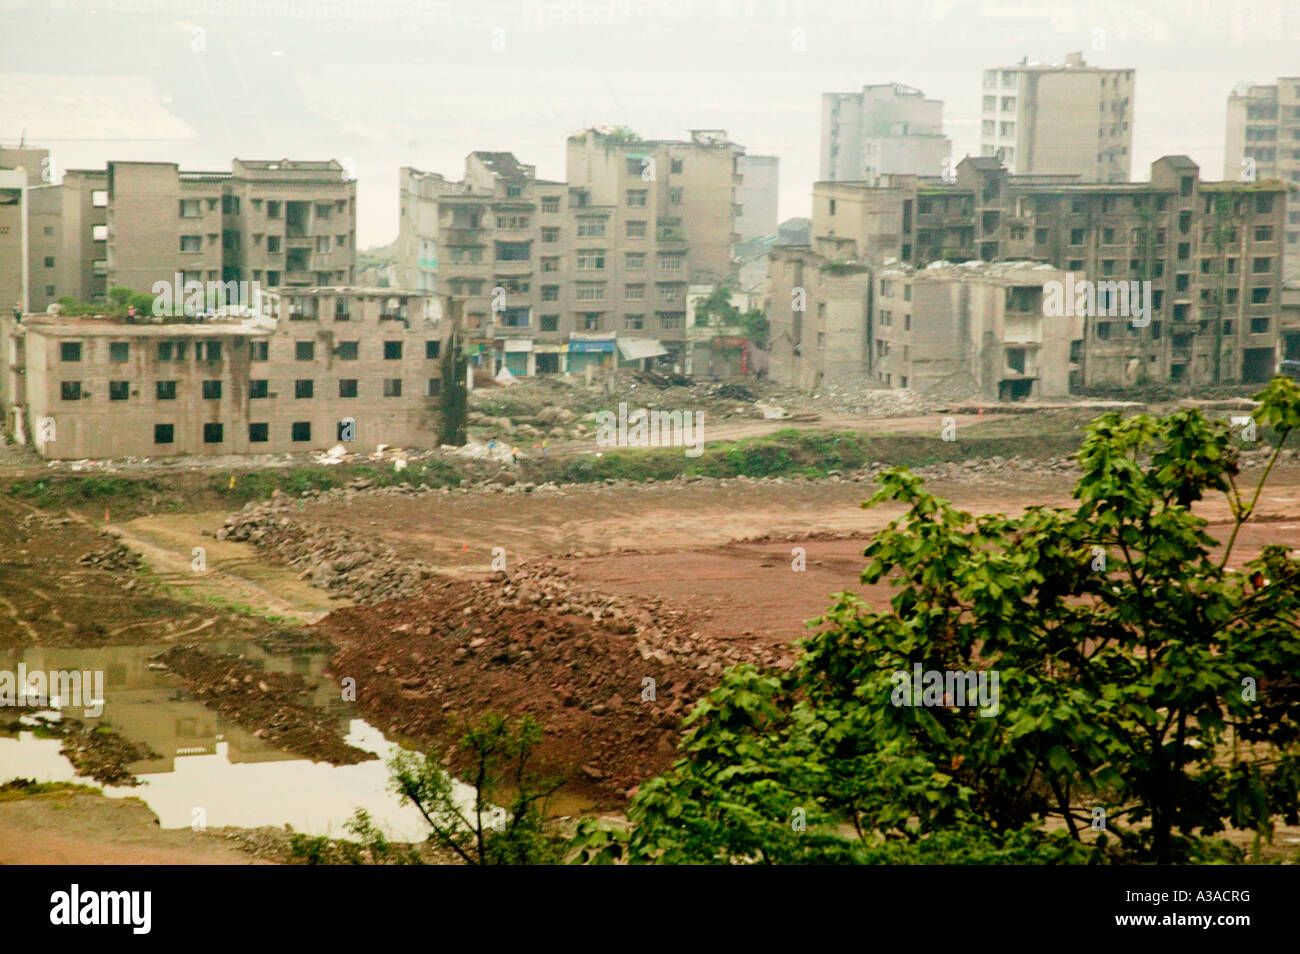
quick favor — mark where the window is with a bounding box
[541,256,559,273]
[1035,228,1049,245]
[576,284,605,301]
[201,341,222,361]
[540,315,558,331]
[60,341,81,362]
[90,189,107,208]
[180,199,202,218]
[156,380,177,400]
[202,380,222,400]
[203,423,223,444]
[577,220,606,237]
[541,196,560,213]
[1070,229,1085,246]
[295,379,313,399]
[506,185,522,197]
[180,235,202,253]
[659,256,683,271]
[249,379,268,398]
[541,227,560,243]
[60,381,81,401]
[1256,226,1274,242]
[625,284,646,300]
[625,314,645,330]
[426,378,441,396]
[267,200,282,219]
[251,340,268,361]
[1256,194,1274,214]
[291,422,311,442]
[669,187,683,204]
[384,340,402,360]
[1253,256,1272,273]
[541,285,559,301]
[425,340,441,359]
[1252,287,1271,304]
[249,423,268,443]
[496,241,531,261]
[1251,317,1270,334]
[295,341,314,361]
[338,340,358,360]
[107,380,129,401]
[383,378,403,397]
[339,379,358,398]
[315,235,331,253]
[626,251,646,269]
[671,158,684,174]
[108,341,129,362]
[576,250,606,270]
[626,190,647,207]
[267,270,281,285]
[154,424,174,444]
[626,220,647,238]
[267,235,282,253]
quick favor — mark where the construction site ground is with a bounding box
[3,376,1299,861]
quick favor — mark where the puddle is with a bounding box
[1,642,474,840]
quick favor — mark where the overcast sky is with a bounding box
[3,0,1298,248]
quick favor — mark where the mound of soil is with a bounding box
[317,561,791,805]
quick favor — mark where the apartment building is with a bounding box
[821,83,952,182]
[779,155,1286,390]
[0,152,354,315]
[736,154,780,240]
[980,53,1134,183]
[767,247,872,390]
[398,128,747,375]
[107,158,356,294]
[1225,77,1300,282]
[1,288,449,459]
[870,262,1081,400]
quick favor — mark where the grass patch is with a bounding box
[526,427,1085,485]
[0,779,102,802]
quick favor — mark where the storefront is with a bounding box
[568,334,617,374]
[503,338,533,376]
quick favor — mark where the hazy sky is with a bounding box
[3,0,1299,248]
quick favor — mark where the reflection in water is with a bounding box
[1,643,474,841]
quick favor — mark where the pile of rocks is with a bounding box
[216,498,435,604]
[77,542,143,572]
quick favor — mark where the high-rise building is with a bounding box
[769,156,1285,392]
[980,53,1134,183]
[821,83,951,182]
[736,154,779,241]
[1225,77,1300,282]
[398,128,747,375]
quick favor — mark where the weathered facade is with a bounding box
[1225,77,1300,282]
[801,155,1287,389]
[398,128,746,375]
[981,53,1134,183]
[821,83,951,182]
[1,289,449,459]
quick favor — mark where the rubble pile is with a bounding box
[319,560,792,802]
[216,495,436,604]
[77,542,143,572]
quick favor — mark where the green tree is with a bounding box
[694,286,740,327]
[574,378,1300,864]
[391,713,565,865]
[739,307,769,349]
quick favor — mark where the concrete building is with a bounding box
[777,155,1286,391]
[0,152,354,315]
[767,247,872,390]
[870,262,1081,400]
[1225,77,1300,282]
[821,83,952,182]
[1,288,450,459]
[398,128,747,376]
[980,53,1134,183]
[736,155,780,241]
[0,170,27,317]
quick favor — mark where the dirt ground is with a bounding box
[0,790,267,865]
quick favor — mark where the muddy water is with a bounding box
[0,641,470,841]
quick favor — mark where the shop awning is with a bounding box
[617,338,669,361]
